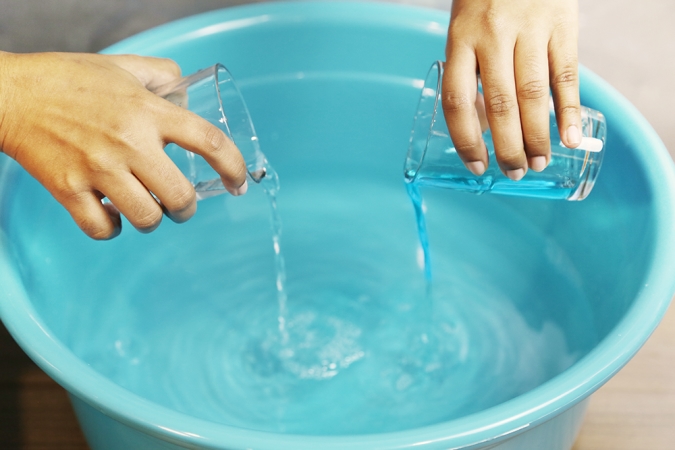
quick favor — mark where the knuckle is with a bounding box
[442,91,473,115]
[558,104,581,117]
[552,19,578,39]
[447,24,464,43]
[203,124,228,154]
[61,188,89,205]
[518,80,549,102]
[166,185,196,212]
[85,154,118,177]
[132,205,163,232]
[159,57,181,77]
[494,145,526,168]
[448,21,474,44]
[552,67,578,89]
[485,93,517,118]
[452,137,483,157]
[85,222,116,241]
[481,9,506,35]
[524,131,551,152]
[64,194,115,240]
[53,175,88,203]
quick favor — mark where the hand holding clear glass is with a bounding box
[404,61,606,201]
[153,64,273,200]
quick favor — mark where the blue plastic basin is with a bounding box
[2,2,675,449]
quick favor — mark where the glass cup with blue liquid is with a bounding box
[404,60,606,201]
[152,63,278,199]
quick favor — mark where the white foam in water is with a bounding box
[257,164,366,375]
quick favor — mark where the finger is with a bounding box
[111,54,182,91]
[478,40,528,181]
[102,202,123,237]
[514,35,551,172]
[60,190,122,240]
[549,21,581,148]
[162,108,248,195]
[130,150,197,224]
[443,42,488,176]
[100,173,164,233]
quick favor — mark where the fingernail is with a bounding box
[529,156,548,172]
[233,180,248,196]
[226,179,248,196]
[566,125,581,147]
[506,168,526,181]
[466,161,486,176]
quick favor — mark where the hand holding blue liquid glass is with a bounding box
[405,61,606,201]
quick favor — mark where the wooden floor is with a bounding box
[2,300,674,449]
[0,325,88,449]
[572,297,675,450]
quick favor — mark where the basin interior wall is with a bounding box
[0,3,663,444]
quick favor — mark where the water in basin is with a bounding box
[8,73,599,436]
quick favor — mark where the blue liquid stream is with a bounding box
[406,182,432,281]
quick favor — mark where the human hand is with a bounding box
[442,0,581,180]
[0,52,248,240]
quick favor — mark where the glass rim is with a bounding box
[211,64,266,183]
[404,60,443,183]
[153,63,266,183]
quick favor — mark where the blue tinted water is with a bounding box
[406,182,432,281]
[406,71,604,201]
[411,147,590,200]
[60,181,597,434]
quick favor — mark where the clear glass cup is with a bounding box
[153,64,273,200]
[404,61,606,201]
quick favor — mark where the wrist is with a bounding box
[0,51,16,154]
[0,51,24,157]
